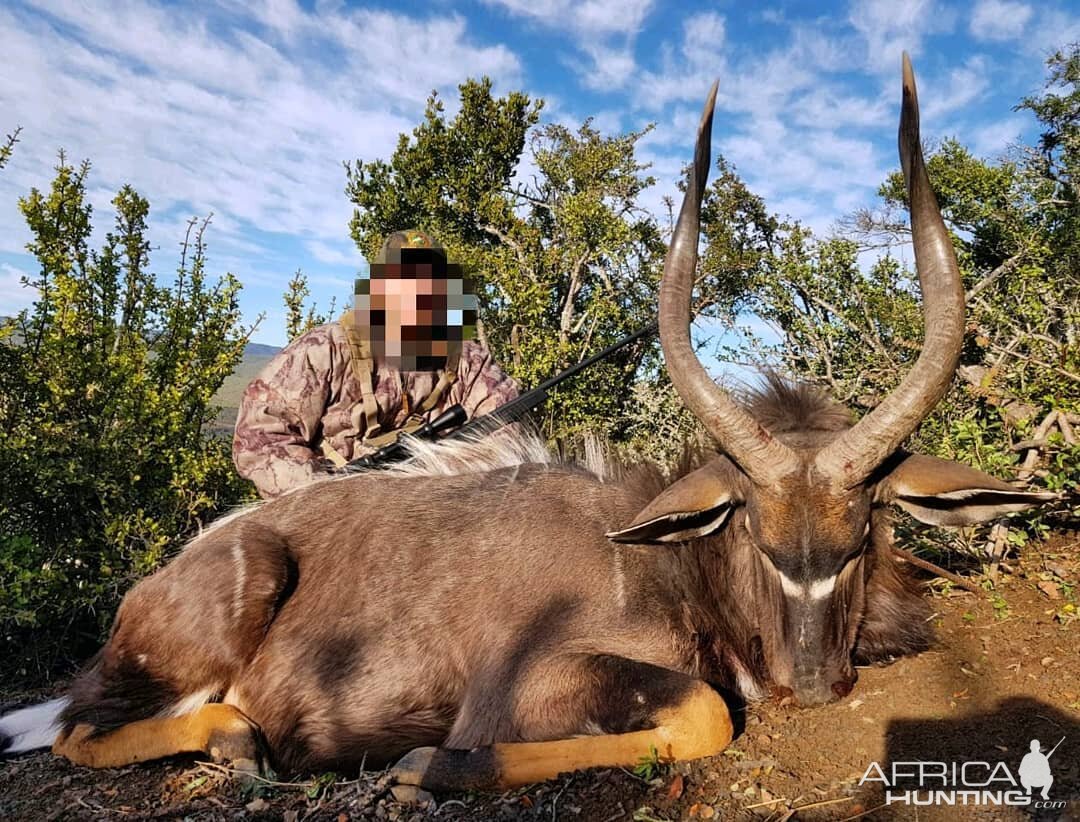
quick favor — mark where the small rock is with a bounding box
[1045,560,1070,579]
[668,773,685,800]
[390,785,435,806]
[1037,580,1061,600]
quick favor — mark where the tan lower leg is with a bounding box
[394,681,733,789]
[53,704,261,769]
[494,681,732,785]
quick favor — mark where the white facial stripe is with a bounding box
[777,570,837,601]
[807,575,837,600]
[778,570,802,598]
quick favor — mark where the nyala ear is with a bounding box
[876,453,1059,527]
[606,460,742,544]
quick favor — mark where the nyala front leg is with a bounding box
[392,654,733,791]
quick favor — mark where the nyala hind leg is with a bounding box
[855,545,934,665]
[54,703,266,776]
[55,519,294,777]
[391,654,733,791]
[59,519,295,742]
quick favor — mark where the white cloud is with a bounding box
[306,240,364,268]
[0,1,526,333]
[0,2,521,259]
[572,43,638,92]
[681,10,727,69]
[921,56,992,121]
[635,12,727,109]
[1026,8,1080,55]
[483,0,654,37]
[484,0,655,90]
[847,0,956,73]
[968,114,1029,158]
[969,0,1033,41]
[628,13,898,238]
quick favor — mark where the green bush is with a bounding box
[0,152,255,682]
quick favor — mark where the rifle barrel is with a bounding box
[343,320,659,468]
[532,320,658,394]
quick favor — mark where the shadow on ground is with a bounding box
[854,697,1080,821]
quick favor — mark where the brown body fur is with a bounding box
[57,383,930,775]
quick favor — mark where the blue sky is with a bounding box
[1,0,1077,348]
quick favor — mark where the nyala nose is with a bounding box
[831,678,855,698]
[791,675,856,706]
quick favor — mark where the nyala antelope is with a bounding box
[0,56,1055,791]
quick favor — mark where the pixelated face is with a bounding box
[353,253,477,371]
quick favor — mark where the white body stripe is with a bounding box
[232,540,247,621]
[612,545,627,609]
[160,686,220,718]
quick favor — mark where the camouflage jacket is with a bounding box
[233,323,519,498]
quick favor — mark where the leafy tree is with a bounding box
[0,128,19,171]
[284,269,336,341]
[0,154,255,680]
[346,79,667,441]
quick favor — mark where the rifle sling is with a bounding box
[324,312,459,459]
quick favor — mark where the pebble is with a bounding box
[389,785,435,806]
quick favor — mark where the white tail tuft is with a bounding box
[0,697,69,755]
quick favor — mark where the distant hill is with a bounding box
[243,342,281,357]
[208,341,281,435]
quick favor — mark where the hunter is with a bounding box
[234,230,519,499]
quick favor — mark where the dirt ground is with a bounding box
[2,533,1078,822]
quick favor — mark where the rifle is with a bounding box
[342,320,658,471]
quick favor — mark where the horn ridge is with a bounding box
[815,53,965,487]
[658,81,799,487]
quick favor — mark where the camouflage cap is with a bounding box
[374,229,446,265]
